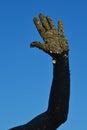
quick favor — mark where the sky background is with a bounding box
[0,0,87,130]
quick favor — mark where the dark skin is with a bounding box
[10,13,70,130]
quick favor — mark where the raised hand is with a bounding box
[9,14,70,130]
[30,13,69,58]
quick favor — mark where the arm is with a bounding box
[9,13,70,130]
[48,53,70,129]
[30,13,70,129]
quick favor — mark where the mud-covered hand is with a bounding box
[30,13,69,58]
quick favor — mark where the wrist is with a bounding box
[52,51,69,64]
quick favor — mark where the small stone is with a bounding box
[52,59,56,64]
[50,50,52,53]
[64,54,68,58]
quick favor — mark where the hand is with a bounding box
[30,13,69,58]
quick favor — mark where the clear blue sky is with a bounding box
[0,0,87,130]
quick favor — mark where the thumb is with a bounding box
[30,41,46,51]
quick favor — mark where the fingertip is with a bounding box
[58,20,63,25]
[39,13,44,18]
[30,42,36,48]
[30,43,34,48]
[33,17,39,23]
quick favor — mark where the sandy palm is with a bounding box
[30,13,69,57]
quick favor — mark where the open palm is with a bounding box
[30,13,69,57]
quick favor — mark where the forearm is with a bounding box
[48,53,70,128]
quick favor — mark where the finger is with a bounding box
[46,16,56,30]
[30,41,46,50]
[39,13,50,30]
[33,17,45,37]
[58,20,64,34]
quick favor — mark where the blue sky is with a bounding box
[0,0,87,130]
